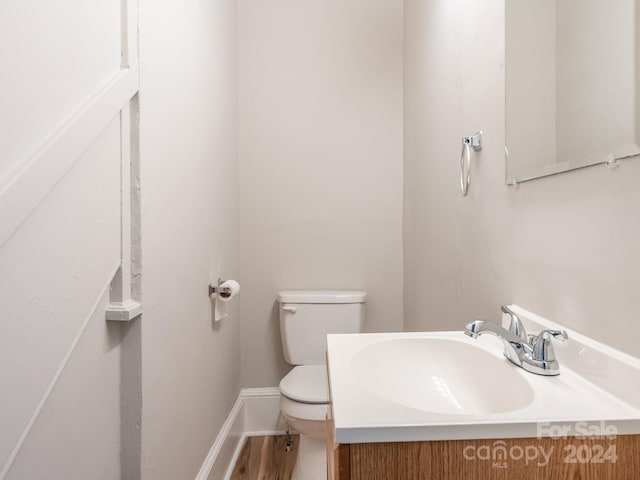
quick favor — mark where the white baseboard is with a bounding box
[194,395,245,480]
[196,387,288,480]
[242,387,288,436]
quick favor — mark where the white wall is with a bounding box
[0,0,121,178]
[0,122,123,480]
[404,0,640,358]
[0,0,134,477]
[404,0,510,333]
[238,0,404,387]
[139,0,241,478]
[509,163,640,357]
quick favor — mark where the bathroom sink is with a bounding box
[350,337,535,415]
[327,307,640,444]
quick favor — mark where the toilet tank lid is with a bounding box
[277,290,367,304]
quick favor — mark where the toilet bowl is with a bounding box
[277,290,366,480]
[279,365,330,480]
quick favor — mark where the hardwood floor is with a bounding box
[230,435,300,480]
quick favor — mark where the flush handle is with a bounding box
[282,305,297,313]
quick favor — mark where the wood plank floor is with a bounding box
[230,435,300,480]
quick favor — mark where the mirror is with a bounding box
[506,0,640,183]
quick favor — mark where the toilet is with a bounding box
[277,290,366,480]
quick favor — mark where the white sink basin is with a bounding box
[351,337,534,416]
[327,308,640,444]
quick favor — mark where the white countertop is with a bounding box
[327,306,640,444]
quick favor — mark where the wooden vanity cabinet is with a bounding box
[326,417,640,480]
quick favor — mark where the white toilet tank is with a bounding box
[278,290,366,365]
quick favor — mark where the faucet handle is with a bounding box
[501,305,528,343]
[531,329,568,362]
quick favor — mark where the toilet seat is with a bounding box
[279,365,329,404]
[280,394,328,422]
[279,365,329,422]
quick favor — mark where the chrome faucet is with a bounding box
[501,305,528,343]
[464,319,533,368]
[464,306,568,376]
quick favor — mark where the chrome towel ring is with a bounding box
[460,131,483,196]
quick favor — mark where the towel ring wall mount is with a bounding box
[460,131,483,196]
